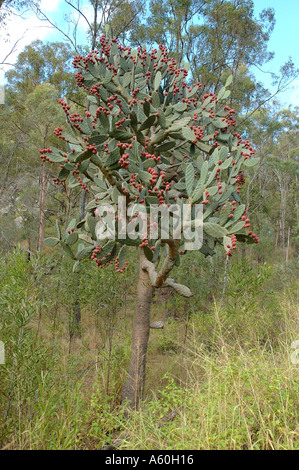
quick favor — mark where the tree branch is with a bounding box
[140,239,192,296]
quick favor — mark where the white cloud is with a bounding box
[0,0,64,83]
[0,0,97,86]
[0,11,52,83]
[40,0,62,12]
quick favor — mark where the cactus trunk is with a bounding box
[121,250,153,408]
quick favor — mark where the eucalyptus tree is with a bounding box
[0,0,39,27]
[129,0,275,93]
[5,40,79,100]
[268,108,299,251]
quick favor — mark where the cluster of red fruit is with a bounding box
[217,181,223,194]
[127,175,145,203]
[242,214,251,228]
[232,132,256,158]
[89,84,102,99]
[53,127,63,138]
[116,116,127,129]
[220,106,237,128]
[202,190,210,204]
[106,94,124,113]
[39,148,53,163]
[221,115,237,128]
[115,258,129,273]
[91,246,110,268]
[143,70,152,85]
[183,80,201,93]
[137,45,151,67]
[190,124,204,143]
[228,200,238,217]
[211,157,245,195]
[224,106,236,119]
[96,105,110,118]
[57,104,85,133]
[202,92,218,104]
[248,232,259,244]
[58,98,70,116]
[84,142,97,155]
[243,215,259,244]
[138,43,178,77]
[117,44,133,58]
[153,170,171,204]
[179,95,198,109]
[235,170,246,193]
[139,233,150,249]
[70,112,84,124]
[215,159,225,188]
[74,70,85,89]
[132,87,141,98]
[130,91,153,108]
[72,167,80,177]
[140,151,161,163]
[91,245,129,273]
[226,234,237,256]
[157,52,188,79]
[147,168,159,186]
[118,153,130,169]
[117,141,132,150]
[52,177,65,186]
[77,177,89,193]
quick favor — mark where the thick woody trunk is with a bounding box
[121,250,152,408]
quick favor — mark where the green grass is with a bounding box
[0,249,298,450]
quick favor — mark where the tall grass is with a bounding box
[118,295,299,450]
[0,249,298,450]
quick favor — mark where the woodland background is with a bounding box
[0,0,298,450]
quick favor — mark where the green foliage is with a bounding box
[1,0,299,453]
[0,250,56,447]
[224,260,272,319]
[5,40,78,99]
[129,0,275,101]
[0,237,298,450]
[45,33,259,273]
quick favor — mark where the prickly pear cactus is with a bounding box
[43,32,259,275]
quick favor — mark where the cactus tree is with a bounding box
[43,32,259,407]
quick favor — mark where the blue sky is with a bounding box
[252,0,299,106]
[1,0,298,107]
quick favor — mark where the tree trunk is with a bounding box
[37,166,48,252]
[70,190,86,337]
[71,297,81,338]
[286,227,291,264]
[121,249,153,408]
